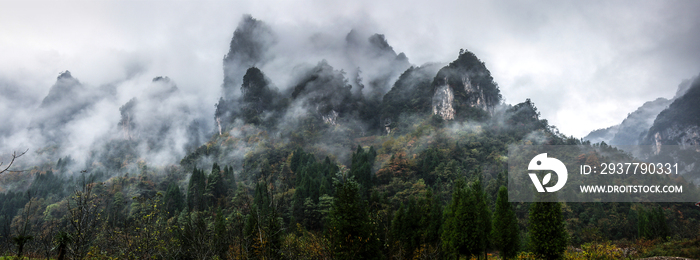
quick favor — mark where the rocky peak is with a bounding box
[222,15,276,100]
[430,50,500,121]
[290,61,354,120]
[40,71,83,108]
[57,70,73,80]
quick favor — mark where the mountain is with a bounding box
[28,71,113,145]
[642,75,700,147]
[429,50,501,121]
[584,125,618,144]
[583,77,695,145]
[609,98,672,145]
[222,15,276,101]
[379,50,502,134]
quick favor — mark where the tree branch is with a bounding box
[0,149,28,174]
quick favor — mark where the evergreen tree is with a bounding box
[391,197,425,259]
[328,179,379,259]
[222,165,237,193]
[163,182,184,217]
[637,206,669,240]
[245,181,282,258]
[423,187,443,246]
[187,168,206,211]
[442,178,491,259]
[529,200,568,260]
[350,146,376,197]
[206,163,227,206]
[491,186,519,259]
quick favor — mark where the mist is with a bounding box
[1,1,700,175]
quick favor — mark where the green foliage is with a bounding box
[529,200,568,260]
[206,163,228,206]
[327,179,380,259]
[390,188,443,259]
[350,146,376,197]
[163,182,184,216]
[245,181,283,258]
[291,148,338,230]
[491,186,519,259]
[441,178,491,259]
[187,167,206,211]
[637,206,669,240]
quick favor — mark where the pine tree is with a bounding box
[529,200,568,260]
[350,146,376,197]
[187,168,206,211]
[442,178,491,259]
[224,166,237,195]
[164,182,184,217]
[206,163,228,206]
[491,186,519,259]
[328,179,379,259]
[423,187,443,246]
[245,181,282,258]
[390,203,407,255]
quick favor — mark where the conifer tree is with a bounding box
[206,163,227,205]
[491,186,519,259]
[245,181,282,258]
[442,178,491,259]
[187,168,206,211]
[350,146,376,197]
[328,179,379,259]
[529,200,568,260]
[164,182,184,216]
[423,187,443,246]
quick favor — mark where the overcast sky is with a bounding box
[2,0,699,138]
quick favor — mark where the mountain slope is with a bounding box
[584,77,695,145]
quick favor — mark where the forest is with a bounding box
[0,96,699,260]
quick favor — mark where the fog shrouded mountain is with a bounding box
[2,13,700,260]
[0,14,501,176]
[584,76,696,146]
[642,75,700,148]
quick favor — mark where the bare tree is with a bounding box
[0,149,28,174]
[67,176,103,259]
[11,192,39,259]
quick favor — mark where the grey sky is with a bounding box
[1,0,699,138]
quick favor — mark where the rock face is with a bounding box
[432,83,455,120]
[429,50,500,121]
[648,125,700,153]
[290,60,354,121]
[380,50,500,134]
[638,75,700,183]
